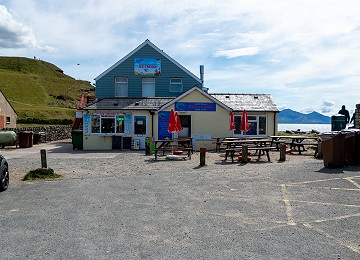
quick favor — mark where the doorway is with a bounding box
[178,115,191,137]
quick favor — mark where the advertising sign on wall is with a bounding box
[175,102,216,112]
[158,111,172,140]
[125,114,132,134]
[134,58,161,76]
[83,113,91,136]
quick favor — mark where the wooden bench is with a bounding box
[248,146,277,162]
[154,147,193,160]
[224,146,276,162]
[224,147,243,162]
[291,142,318,155]
[271,140,293,150]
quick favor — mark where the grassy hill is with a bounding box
[0,57,94,125]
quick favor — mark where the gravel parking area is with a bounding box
[2,139,320,184]
[1,140,359,259]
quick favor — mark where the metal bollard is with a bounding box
[40,149,47,168]
[279,143,286,161]
[200,147,206,166]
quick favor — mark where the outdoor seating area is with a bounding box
[152,134,321,163]
[270,135,320,155]
[154,138,193,160]
[219,137,277,162]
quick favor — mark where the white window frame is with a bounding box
[91,113,127,134]
[169,78,183,92]
[115,77,128,97]
[142,78,155,97]
[233,114,267,136]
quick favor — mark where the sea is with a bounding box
[278,123,331,133]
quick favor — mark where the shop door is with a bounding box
[133,115,147,149]
[178,115,191,137]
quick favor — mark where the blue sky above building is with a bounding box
[1,0,360,116]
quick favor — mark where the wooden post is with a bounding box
[242,145,248,163]
[40,149,47,168]
[200,147,206,166]
[279,143,286,161]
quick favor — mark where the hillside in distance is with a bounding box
[0,56,94,124]
[279,109,331,124]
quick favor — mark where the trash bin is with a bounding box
[342,130,356,165]
[33,133,41,144]
[354,130,360,165]
[342,129,360,165]
[18,131,34,148]
[320,132,344,167]
[71,130,83,150]
[331,114,346,131]
[145,137,155,155]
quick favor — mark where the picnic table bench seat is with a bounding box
[154,146,193,160]
[291,142,319,155]
[225,146,277,163]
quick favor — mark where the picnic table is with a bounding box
[154,138,193,160]
[270,135,320,154]
[222,138,276,162]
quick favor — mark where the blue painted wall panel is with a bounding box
[96,44,202,98]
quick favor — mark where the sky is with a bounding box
[1,0,360,117]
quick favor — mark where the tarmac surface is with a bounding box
[0,140,359,259]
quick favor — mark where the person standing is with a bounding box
[338,105,350,124]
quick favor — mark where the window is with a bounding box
[91,113,126,134]
[116,115,125,133]
[101,118,115,133]
[6,117,10,124]
[170,78,183,92]
[115,77,128,97]
[134,116,146,135]
[233,115,267,136]
[91,114,100,133]
[142,78,155,97]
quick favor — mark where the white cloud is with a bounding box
[1,0,360,116]
[213,47,260,58]
[0,5,36,48]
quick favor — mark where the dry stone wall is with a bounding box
[4,125,72,143]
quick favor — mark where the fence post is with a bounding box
[279,143,286,161]
[200,147,206,166]
[242,145,248,163]
[40,149,47,168]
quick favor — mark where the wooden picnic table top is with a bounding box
[270,135,319,141]
[221,138,272,144]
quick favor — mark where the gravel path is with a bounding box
[1,139,322,185]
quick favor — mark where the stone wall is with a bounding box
[4,125,72,143]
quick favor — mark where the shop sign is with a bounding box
[158,111,172,140]
[125,114,132,134]
[83,113,91,136]
[134,58,161,76]
[175,102,216,111]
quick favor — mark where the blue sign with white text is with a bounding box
[175,102,216,112]
[158,111,172,140]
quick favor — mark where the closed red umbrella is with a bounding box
[229,111,235,131]
[175,112,182,132]
[240,109,250,133]
[168,109,176,133]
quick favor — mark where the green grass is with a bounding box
[23,168,62,181]
[0,56,94,123]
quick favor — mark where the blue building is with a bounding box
[95,39,204,98]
